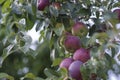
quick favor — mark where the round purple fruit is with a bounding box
[37,0,49,11]
[59,58,74,70]
[72,22,88,37]
[73,48,90,63]
[113,8,120,21]
[64,35,81,53]
[68,60,83,80]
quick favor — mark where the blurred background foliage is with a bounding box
[0,0,120,80]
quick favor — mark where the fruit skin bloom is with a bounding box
[64,35,81,53]
[69,60,83,80]
[73,48,90,63]
[59,58,74,70]
[37,0,49,11]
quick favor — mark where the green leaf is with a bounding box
[0,44,14,67]
[53,23,64,36]
[89,25,96,36]
[0,73,14,80]
[23,4,34,15]
[20,40,32,53]
[104,11,119,30]
[80,37,90,48]
[104,53,111,62]
[7,32,16,43]
[11,3,22,16]
[34,77,44,80]
[24,73,35,79]
[104,53,115,67]
[45,29,52,42]
[60,68,68,75]
[31,0,37,15]
[49,6,59,17]
[16,32,32,53]
[26,48,37,58]
[0,0,5,4]
[117,54,120,61]
[44,68,59,77]
[87,32,109,46]
[52,58,62,66]
[111,47,116,57]
[35,20,44,32]
[113,2,120,7]
[20,73,39,80]
[80,65,91,80]
[0,28,6,41]
[79,8,91,17]
[25,14,35,30]
[44,68,55,77]
[2,0,12,13]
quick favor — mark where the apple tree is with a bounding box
[0,0,120,80]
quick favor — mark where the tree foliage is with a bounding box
[0,0,120,80]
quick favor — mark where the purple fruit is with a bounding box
[59,31,72,48]
[113,9,120,21]
[69,60,83,80]
[64,35,81,53]
[59,58,74,70]
[73,48,90,63]
[72,22,88,37]
[37,0,49,11]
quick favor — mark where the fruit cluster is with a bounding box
[37,0,120,79]
[59,22,90,80]
[59,8,120,80]
[37,1,90,79]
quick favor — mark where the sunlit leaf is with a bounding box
[0,73,14,80]
[2,0,12,13]
[52,58,62,67]
[24,73,35,79]
[0,0,5,4]
[20,73,44,80]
